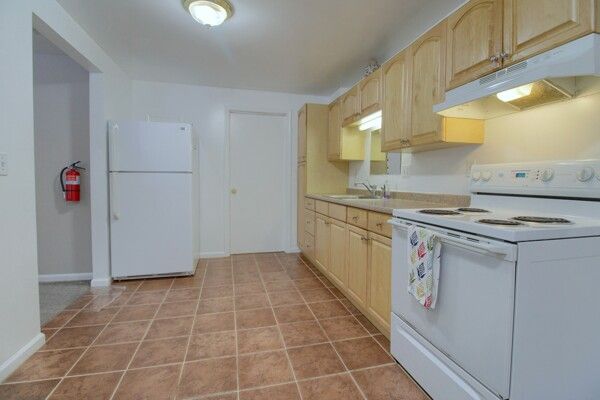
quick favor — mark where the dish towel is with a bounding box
[407,225,441,309]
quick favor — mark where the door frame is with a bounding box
[224,108,292,255]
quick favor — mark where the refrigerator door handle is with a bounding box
[110,173,120,220]
[110,123,119,171]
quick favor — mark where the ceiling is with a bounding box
[56,0,460,95]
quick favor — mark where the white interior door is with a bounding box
[229,112,287,254]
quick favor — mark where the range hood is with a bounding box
[434,34,600,119]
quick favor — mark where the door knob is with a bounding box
[231,188,237,194]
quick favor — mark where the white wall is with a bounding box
[350,92,600,194]
[131,80,328,257]
[0,0,130,379]
[34,52,91,277]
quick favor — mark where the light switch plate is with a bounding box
[0,153,7,176]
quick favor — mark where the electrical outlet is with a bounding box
[0,153,7,176]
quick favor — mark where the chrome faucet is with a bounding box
[360,182,379,197]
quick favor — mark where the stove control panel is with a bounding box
[470,160,600,199]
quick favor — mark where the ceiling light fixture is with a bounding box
[183,0,233,27]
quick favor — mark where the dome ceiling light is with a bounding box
[183,0,233,27]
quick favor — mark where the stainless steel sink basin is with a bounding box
[324,194,381,200]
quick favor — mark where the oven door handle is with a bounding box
[389,219,517,261]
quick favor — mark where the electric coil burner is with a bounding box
[418,209,461,215]
[478,219,524,226]
[512,216,572,224]
[456,208,490,213]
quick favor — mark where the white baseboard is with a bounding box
[286,247,301,253]
[91,277,112,287]
[199,251,229,259]
[0,332,45,382]
[38,273,92,283]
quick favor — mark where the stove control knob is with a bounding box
[481,171,493,182]
[540,169,554,182]
[472,171,482,181]
[576,167,595,182]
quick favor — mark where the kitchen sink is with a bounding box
[324,194,380,200]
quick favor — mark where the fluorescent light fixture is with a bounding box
[184,0,233,27]
[358,110,382,131]
[496,83,534,102]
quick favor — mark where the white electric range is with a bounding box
[389,160,600,400]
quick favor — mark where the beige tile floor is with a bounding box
[0,253,430,400]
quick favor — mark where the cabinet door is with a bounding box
[368,232,392,332]
[446,0,503,89]
[346,225,369,307]
[315,214,330,272]
[329,219,347,287]
[297,163,306,250]
[381,49,411,151]
[504,0,595,65]
[341,86,359,126]
[327,100,342,161]
[297,106,307,163]
[410,21,447,146]
[359,70,382,117]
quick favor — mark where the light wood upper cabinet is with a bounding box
[297,106,307,163]
[367,232,392,331]
[329,219,347,287]
[315,214,330,272]
[327,100,342,161]
[503,0,596,65]
[446,0,504,90]
[410,21,447,146]
[359,69,382,117]
[297,163,306,250]
[381,49,411,151]
[346,225,369,307]
[341,86,360,126]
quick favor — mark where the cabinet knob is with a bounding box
[489,54,500,65]
[500,52,510,61]
[361,236,369,241]
[352,216,359,221]
[376,222,383,228]
[230,188,237,194]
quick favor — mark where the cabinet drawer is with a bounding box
[315,200,329,215]
[368,212,392,238]
[328,203,347,222]
[347,207,368,229]
[304,210,315,235]
[305,197,315,211]
[304,232,315,260]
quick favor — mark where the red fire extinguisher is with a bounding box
[60,161,85,202]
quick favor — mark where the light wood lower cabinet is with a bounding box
[346,225,369,308]
[315,214,330,272]
[328,219,347,287]
[367,232,392,333]
[307,197,392,337]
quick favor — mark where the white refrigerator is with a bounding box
[109,121,194,279]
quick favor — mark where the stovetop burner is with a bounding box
[419,209,461,216]
[456,208,490,213]
[478,219,524,226]
[512,216,572,224]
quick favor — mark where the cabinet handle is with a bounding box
[500,52,509,61]
[360,236,369,241]
[490,54,500,65]
[352,216,359,221]
[376,222,383,228]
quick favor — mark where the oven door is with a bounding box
[390,218,517,399]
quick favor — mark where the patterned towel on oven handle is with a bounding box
[407,225,441,309]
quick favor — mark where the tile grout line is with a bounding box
[44,283,144,400]
[269,254,305,400]
[175,260,207,399]
[107,278,176,400]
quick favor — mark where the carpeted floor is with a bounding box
[39,281,91,325]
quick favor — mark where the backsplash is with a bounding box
[349,91,600,195]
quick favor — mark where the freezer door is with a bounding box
[110,172,193,278]
[109,121,192,172]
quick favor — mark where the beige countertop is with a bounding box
[306,192,469,215]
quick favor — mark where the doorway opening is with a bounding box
[227,111,290,254]
[33,30,92,325]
